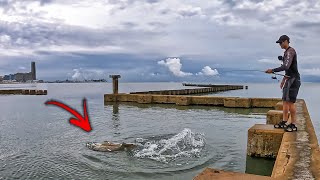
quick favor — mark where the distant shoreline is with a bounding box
[0,80,107,84]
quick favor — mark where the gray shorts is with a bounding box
[282,77,301,103]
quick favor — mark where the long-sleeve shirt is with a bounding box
[272,47,300,78]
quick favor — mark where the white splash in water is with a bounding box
[133,128,205,163]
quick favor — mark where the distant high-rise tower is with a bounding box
[31,61,36,80]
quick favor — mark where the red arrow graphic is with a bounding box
[45,98,92,132]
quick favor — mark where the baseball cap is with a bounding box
[276,35,290,43]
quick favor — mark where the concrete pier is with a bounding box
[194,168,271,180]
[104,79,320,179]
[0,89,47,95]
[224,97,252,108]
[104,94,281,108]
[275,102,283,110]
[182,83,243,88]
[195,99,320,179]
[266,110,290,125]
[271,100,320,179]
[109,75,121,94]
[247,124,284,158]
[130,86,243,95]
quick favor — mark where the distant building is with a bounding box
[0,76,3,82]
[31,61,36,80]
[2,62,37,82]
[15,72,33,82]
[3,74,15,81]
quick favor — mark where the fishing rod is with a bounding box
[222,69,290,79]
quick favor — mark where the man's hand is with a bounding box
[265,69,273,74]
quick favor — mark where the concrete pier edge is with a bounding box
[104,93,319,179]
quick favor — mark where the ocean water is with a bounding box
[0,82,318,179]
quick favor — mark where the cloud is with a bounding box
[1,0,320,82]
[293,21,320,29]
[258,58,280,64]
[301,68,320,77]
[177,6,204,17]
[70,68,107,80]
[18,66,26,70]
[196,66,219,76]
[158,58,193,77]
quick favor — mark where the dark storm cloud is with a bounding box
[220,0,237,8]
[178,9,201,17]
[0,0,53,10]
[0,20,165,49]
[1,0,320,82]
[148,22,168,28]
[121,22,139,29]
[293,21,320,29]
[145,0,160,4]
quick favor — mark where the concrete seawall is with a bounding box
[104,93,319,179]
[105,94,281,108]
[0,89,47,95]
[130,85,244,95]
[270,100,320,179]
[194,99,320,180]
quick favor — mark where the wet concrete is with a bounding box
[272,100,319,180]
[194,168,272,180]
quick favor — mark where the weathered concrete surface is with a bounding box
[130,85,243,95]
[247,124,284,158]
[251,98,282,108]
[22,89,30,95]
[0,89,47,95]
[224,97,252,108]
[275,102,283,110]
[193,168,272,180]
[182,83,243,88]
[175,96,191,106]
[272,100,320,180]
[29,90,36,95]
[136,94,152,104]
[109,75,121,94]
[191,96,225,106]
[104,94,283,109]
[266,110,290,125]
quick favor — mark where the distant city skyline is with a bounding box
[1,61,36,82]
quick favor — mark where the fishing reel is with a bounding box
[271,55,284,81]
[271,74,280,82]
[272,75,277,80]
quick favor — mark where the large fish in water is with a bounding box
[86,141,136,152]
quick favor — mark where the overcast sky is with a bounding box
[0,0,319,82]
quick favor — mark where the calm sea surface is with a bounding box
[0,82,318,179]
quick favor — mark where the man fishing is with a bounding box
[265,35,301,132]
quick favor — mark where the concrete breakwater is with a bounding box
[194,99,320,180]
[0,89,47,95]
[182,83,246,88]
[105,94,280,108]
[106,75,320,179]
[130,85,244,95]
[104,93,319,179]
